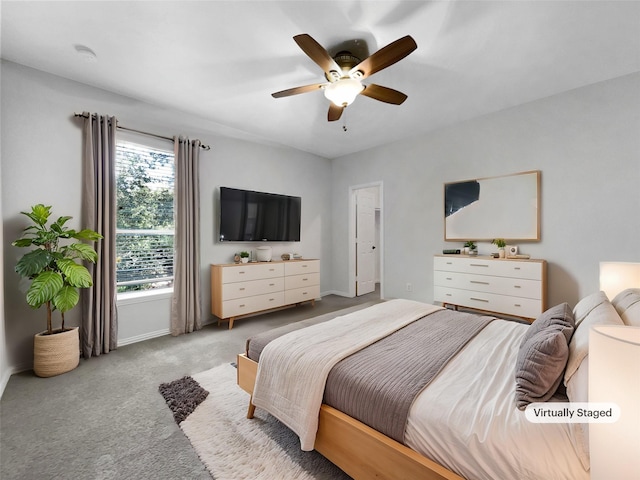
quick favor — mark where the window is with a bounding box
[115,141,175,293]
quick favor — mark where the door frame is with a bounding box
[348,181,384,299]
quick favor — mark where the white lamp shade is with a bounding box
[599,262,640,299]
[323,78,364,107]
[589,325,640,479]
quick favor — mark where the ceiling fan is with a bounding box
[272,34,418,122]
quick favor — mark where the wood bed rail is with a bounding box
[236,354,463,480]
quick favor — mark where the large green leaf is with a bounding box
[12,238,33,248]
[56,258,93,288]
[53,285,80,313]
[64,243,98,263]
[26,271,63,308]
[54,216,73,228]
[73,229,103,242]
[15,249,53,277]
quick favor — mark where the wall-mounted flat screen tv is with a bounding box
[218,187,301,242]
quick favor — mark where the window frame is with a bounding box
[114,133,176,298]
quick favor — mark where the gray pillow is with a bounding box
[515,303,575,410]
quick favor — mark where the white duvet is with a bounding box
[405,320,589,480]
[251,299,443,451]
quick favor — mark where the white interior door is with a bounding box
[356,189,376,296]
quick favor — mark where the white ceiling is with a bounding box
[2,1,639,159]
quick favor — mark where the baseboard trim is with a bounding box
[118,328,170,347]
[0,369,11,399]
[322,290,352,298]
[0,361,33,399]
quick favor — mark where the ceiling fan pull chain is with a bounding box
[343,108,348,132]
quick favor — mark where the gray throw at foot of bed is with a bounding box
[323,309,494,442]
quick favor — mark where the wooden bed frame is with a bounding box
[237,353,463,480]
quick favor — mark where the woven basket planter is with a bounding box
[33,327,80,378]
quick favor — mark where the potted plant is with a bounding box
[12,204,103,377]
[239,251,250,263]
[463,241,477,255]
[492,238,507,258]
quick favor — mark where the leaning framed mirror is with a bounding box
[444,170,541,241]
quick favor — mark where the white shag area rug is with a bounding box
[179,363,351,480]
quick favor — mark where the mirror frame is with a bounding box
[444,170,541,241]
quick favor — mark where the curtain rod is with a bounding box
[74,112,211,151]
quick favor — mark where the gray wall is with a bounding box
[1,61,332,372]
[331,72,640,306]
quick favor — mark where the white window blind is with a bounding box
[115,141,175,293]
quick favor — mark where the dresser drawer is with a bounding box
[434,256,542,280]
[434,286,543,319]
[285,285,320,304]
[285,272,320,290]
[221,263,284,283]
[221,292,285,318]
[284,260,320,276]
[221,277,284,300]
[433,271,542,300]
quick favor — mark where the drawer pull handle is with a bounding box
[302,292,308,295]
[514,267,521,270]
[446,262,453,265]
[514,304,522,307]
[514,285,522,289]
[239,271,245,275]
[239,288,245,291]
[269,283,275,286]
[470,281,489,285]
[302,278,308,281]
[446,277,453,280]
[239,304,246,308]
[470,264,488,267]
[269,268,275,272]
[445,293,452,297]
[470,297,489,303]
[269,298,275,302]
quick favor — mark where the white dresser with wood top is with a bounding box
[433,255,547,321]
[211,259,320,329]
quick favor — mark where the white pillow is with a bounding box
[611,288,640,326]
[564,293,624,383]
[572,291,608,326]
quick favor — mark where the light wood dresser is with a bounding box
[211,259,320,329]
[433,255,547,322]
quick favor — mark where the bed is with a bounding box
[236,289,640,480]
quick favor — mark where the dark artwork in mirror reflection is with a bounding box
[444,171,540,241]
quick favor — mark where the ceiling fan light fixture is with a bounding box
[323,78,364,107]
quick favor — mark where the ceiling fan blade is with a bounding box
[360,84,408,105]
[349,35,417,79]
[328,103,344,122]
[294,34,341,77]
[272,83,327,98]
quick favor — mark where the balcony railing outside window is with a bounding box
[116,141,175,293]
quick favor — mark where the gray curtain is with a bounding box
[81,112,118,357]
[171,136,202,335]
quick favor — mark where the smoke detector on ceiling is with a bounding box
[74,45,97,63]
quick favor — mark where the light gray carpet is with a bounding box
[0,290,380,479]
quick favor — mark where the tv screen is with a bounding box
[218,187,301,242]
